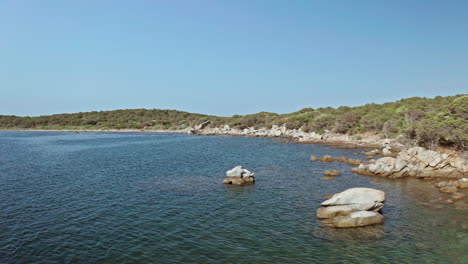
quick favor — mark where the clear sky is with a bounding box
[1,0,467,117]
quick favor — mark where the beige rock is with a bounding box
[223,166,255,185]
[321,211,384,228]
[439,186,458,194]
[320,155,334,162]
[459,178,468,188]
[452,193,466,200]
[321,188,385,206]
[324,170,341,176]
[310,155,318,162]
[317,202,384,219]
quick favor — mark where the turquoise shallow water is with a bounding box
[0,132,466,264]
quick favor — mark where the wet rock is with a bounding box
[223,166,255,185]
[324,170,341,176]
[310,155,318,162]
[321,176,336,180]
[321,211,384,228]
[452,192,466,200]
[362,149,380,156]
[320,155,334,162]
[317,202,383,219]
[459,178,468,188]
[439,186,458,194]
[317,187,386,228]
[317,155,361,165]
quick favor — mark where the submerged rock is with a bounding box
[320,155,334,162]
[223,166,255,185]
[324,170,341,176]
[317,188,385,228]
[321,211,384,228]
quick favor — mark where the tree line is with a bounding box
[1,94,466,150]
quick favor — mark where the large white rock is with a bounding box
[317,202,384,219]
[321,188,385,206]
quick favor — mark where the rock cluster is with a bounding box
[317,188,386,228]
[435,178,468,194]
[223,166,256,185]
[353,147,468,178]
[190,124,397,147]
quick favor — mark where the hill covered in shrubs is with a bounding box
[1,94,467,150]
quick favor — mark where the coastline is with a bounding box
[2,127,467,208]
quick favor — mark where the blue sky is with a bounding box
[1,0,467,117]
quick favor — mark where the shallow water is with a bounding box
[0,132,466,263]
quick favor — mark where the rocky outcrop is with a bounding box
[195,120,211,130]
[223,166,255,185]
[353,147,468,178]
[317,188,385,228]
[324,170,341,176]
[190,125,400,148]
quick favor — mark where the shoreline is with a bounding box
[2,127,467,208]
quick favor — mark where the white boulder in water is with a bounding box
[317,187,385,228]
[224,166,256,185]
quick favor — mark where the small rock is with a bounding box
[320,155,334,162]
[452,193,466,200]
[223,166,255,185]
[439,186,458,194]
[310,155,318,162]
[324,170,341,176]
[321,176,336,180]
[459,178,468,188]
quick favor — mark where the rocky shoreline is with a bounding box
[5,125,468,183]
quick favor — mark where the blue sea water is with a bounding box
[0,132,466,264]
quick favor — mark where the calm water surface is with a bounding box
[0,132,467,263]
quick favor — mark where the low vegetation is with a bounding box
[1,95,466,150]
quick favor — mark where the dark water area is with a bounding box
[0,132,466,264]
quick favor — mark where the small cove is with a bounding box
[0,131,466,264]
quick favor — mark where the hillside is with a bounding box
[1,95,467,150]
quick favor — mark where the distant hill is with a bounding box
[1,94,467,150]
